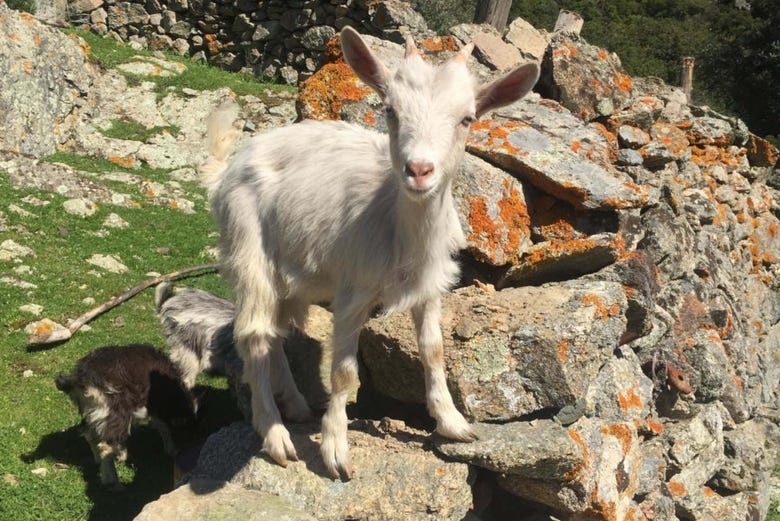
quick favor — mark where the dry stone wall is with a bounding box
[67,0,430,84]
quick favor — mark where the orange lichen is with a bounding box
[600,424,633,454]
[34,322,53,336]
[598,49,609,60]
[564,429,589,481]
[703,486,717,498]
[363,110,377,126]
[22,61,33,74]
[557,339,570,363]
[465,181,531,264]
[646,419,664,434]
[108,155,136,168]
[420,36,458,53]
[497,178,531,255]
[571,140,582,153]
[668,481,686,497]
[298,63,372,121]
[617,387,643,411]
[582,293,612,319]
[613,72,633,93]
[524,237,598,268]
[203,34,221,56]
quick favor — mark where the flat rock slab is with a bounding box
[191,421,471,521]
[360,280,628,421]
[116,56,187,77]
[134,479,315,521]
[466,117,648,210]
[436,420,580,479]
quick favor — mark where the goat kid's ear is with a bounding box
[341,26,389,97]
[475,62,540,118]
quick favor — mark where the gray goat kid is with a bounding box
[155,282,235,389]
[203,27,539,480]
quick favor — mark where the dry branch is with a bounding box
[27,263,219,346]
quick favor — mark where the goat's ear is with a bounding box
[341,26,389,97]
[475,62,540,118]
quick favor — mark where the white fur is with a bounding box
[204,28,538,479]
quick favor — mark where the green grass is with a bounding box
[0,170,241,521]
[69,29,295,102]
[99,119,181,143]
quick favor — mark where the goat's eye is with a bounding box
[460,115,476,128]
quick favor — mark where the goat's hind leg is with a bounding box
[412,298,476,442]
[271,300,313,423]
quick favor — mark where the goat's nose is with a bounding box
[405,161,434,179]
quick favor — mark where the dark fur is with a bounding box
[55,344,197,486]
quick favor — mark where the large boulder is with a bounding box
[190,421,472,521]
[0,4,98,157]
[360,280,628,421]
[538,35,634,121]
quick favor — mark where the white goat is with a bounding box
[204,27,539,480]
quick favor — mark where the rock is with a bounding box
[301,25,336,51]
[191,421,471,521]
[538,35,633,121]
[69,0,103,13]
[368,0,429,43]
[86,253,128,273]
[712,418,779,493]
[617,148,643,166]
[0,5,98,157]
[504,17,548,62]
[0,239,35,261]
[134,479,316,521]
[467,116,649,210]
[449,23,521,71]
[19,304,43,316]
[360,280,628,421]
[498,417,642,517]
[499,233,622,287]
[637,122,690,168]
[102,213,128,228]
[63,198,98,217]
[106,2,149,26]
[746,133,779,167]
[453,154,531,266]
[24,318,68,339]
[582,346,654,421]
[435,420,581,479]
[116,56,187,77]
[30,467,48,477]
[685,116,734,146]
[617,125,650,149]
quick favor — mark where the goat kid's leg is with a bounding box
[239,332,298,466]
[321,306,366,480]
[412,299,476,442]
[96,441,121,489]
[270,338,312,423]
[149,417,176,456]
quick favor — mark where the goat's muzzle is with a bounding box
[404,161,435,191]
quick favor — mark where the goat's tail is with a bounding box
[155,281,175,313]
[54,373,74,393]
[199,101,241,195]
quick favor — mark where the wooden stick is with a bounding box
[27,263,220,346]
[681,56,695,104]
[553,10,584,35]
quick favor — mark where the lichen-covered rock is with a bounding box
[498,417,643,518]
[538,35,634,121]
[360,280,628,421]
[454,154,531,266]
[466,116,649,210]
[134,480,316,520]
[583,346,654,422]
[0,5,98,157]
[190,421,472,521]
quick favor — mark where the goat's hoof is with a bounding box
[436,415,479,442]
[262,424,299,467]
[321,434,352,481]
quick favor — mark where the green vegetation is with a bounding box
[0,169,241,520]
[100,119,181,143]
[413,0,780,141]
[71,29,295,101]
[7,0,35,14]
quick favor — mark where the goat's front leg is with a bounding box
[412,299,477,441]
[321,305,367,481]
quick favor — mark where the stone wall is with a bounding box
[67,0,430,84]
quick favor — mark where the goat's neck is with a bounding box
[394,180,456,256]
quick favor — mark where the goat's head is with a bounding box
[341,26,539,200]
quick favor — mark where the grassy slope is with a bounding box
[0,30,287,521]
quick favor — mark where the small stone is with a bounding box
[300,25,336,51]
[617,148,644,166]
[102,213,128,229]
[504,17,548,61]
[19,304,43,316]
[2,474,18,486]
[111,316,126,328]
[86,254,128,273]
[146,271,161,277]
[8,204,35,217]
[22,369,34,378]
[157,246,171,256]
[63,198,98,217]
[0,239,34,261]
[82,297,96,305]
[24,318,67,338]
[618,125,651,149]
[30,468,48,477]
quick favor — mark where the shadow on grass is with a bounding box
[22,385,243,521]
